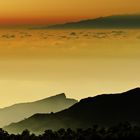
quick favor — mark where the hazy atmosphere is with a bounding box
[0,29,139,107]
[0,0,139,107]
[0,0,140,139]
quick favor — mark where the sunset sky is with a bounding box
[0,0,140,25]
[0,0,139,108]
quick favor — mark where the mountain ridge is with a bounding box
[4,87,140,134]
[0,93,77,127]
[0,93,67,110]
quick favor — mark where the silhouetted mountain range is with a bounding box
[46,14,140,29]
[0,93,77,127]
[4,88,140,134]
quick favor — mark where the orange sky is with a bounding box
[0,0,140,25]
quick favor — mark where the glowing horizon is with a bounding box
[0,0,140,25]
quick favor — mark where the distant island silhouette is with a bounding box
[42,14,140,29]
[4,88,140,134]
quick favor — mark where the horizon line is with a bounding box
[0,13,140,27]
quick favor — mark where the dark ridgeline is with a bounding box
[0,93,77,127]
[45,14,140,29]
[4,88,140,135]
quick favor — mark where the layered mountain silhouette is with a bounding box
[46,14,140,29]
[4,88,140,134]
[0,93,77,127]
